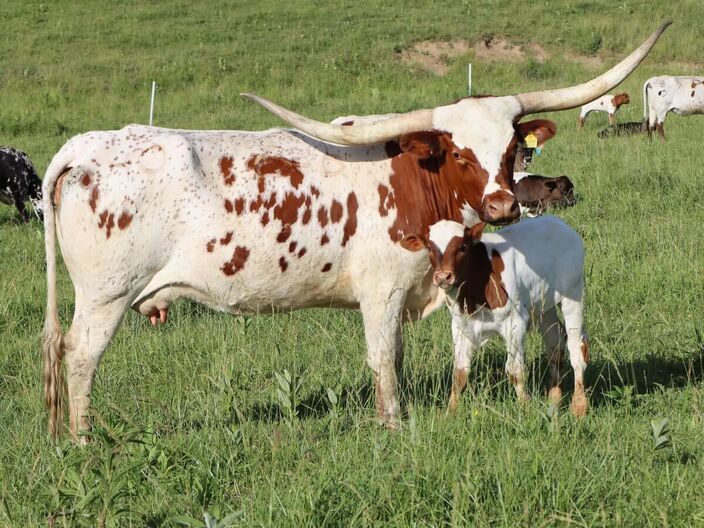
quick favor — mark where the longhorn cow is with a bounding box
[42,23,669,440]
[644,75,704,138]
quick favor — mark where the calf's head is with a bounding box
[612,92,630,108]
[399,220,481,290]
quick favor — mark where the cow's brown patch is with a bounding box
[235,198,245,216]
[277,225,292,243]
[297,247,307,258]
[261,212,270,226]
[206,238,216,252]
[117,211,133,230]
[279,256,288,272]
[310,186,320,198]
[378,184,396,216]
[222,246,250,276]
[98,210,115,239]
[224,199,234,213]
[246,155,304,189]
[289,241,298,253]
[220,231,233,246]
[89,185,100,212]
[342,192,358,246]
[320,233,330,245]
[317,206,329,227]
[321,263,332,272]
[581,340,590,363]
[692,90,696,97]
[220,156,235,185]
[80,171,92,187]
[330,199,343,223]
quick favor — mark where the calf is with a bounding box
[577,93,630,129]
[513,172,576,216]
[0,147,43,222]
[400,217,588,416]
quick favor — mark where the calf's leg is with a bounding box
[503,317,529,402]
[561,298,588,417]
[539,307,566,406]
[448,314,476,412]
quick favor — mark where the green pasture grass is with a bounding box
[2,0,704,525]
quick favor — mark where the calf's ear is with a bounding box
[399,132,445,159]
[399,234,427,252]
[544,180,558,192]
[463,222,486,243]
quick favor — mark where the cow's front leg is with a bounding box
[360,288,406,428]
[448,313,476,412]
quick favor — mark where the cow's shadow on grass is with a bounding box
[240,347,704,423]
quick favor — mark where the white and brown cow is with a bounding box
[42,23,668,440]
[643,75,704,138]
[400,217,588,416]
[577,93,630,129]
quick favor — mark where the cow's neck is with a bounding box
[452,242,508,313]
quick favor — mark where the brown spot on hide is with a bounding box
[98,210,115,239]
[279,256,288,272]
[318,206,329,227]
[692,90,696,97]
[289,241,298,253]
[222,246,250,276]
[302,207,312,225]
[320,233,329,245]
[220,231,233,245]
[261,212,270,226]
[310,186,320,198]
[330,200,343,223]
[89,185,99,212]
[581,340,590,363]
[53,172,67,207]
[246,154,304,189]
[321,262,332,272]
[378,184,395,216]
[340,120,354,126]
[342,192,358,246]
[220,156,235,185]
[277,225,291,243]
[80,171,92,187]
[117,211,133,230]
[224,199,234,213]
[206,238,216,252]
[235,198,245,215]
[297,247,307,258]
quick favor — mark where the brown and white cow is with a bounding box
[643,75,704,138]
[577,93,630,129]
[42,23,668,440]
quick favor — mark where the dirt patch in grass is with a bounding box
[397,36,549,75]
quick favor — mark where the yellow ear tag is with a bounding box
[525,133,538,149]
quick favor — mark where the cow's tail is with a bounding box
[42,146,74,439]
[642,81,651,129]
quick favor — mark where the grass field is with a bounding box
[2,0,704,525]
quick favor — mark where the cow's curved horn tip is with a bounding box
[659,20,672,31]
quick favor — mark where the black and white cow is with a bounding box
[0,147,43,222]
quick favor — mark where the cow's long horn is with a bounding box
[515,21,671,115]
[241,93,433,145]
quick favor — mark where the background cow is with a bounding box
[42,23,668,440]
[0,146,43,222]
[643,75,704,138]
[577,93,630,129]
[513,172,576,216]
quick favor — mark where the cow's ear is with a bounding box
[463,222,486,243]
[399,234,427,252]
[544,180,558,192]
[517,119,557,147]
[398,132,445,159]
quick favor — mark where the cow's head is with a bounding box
[612,92,630,108]
[242,22,669,226]
[545,176,577,208]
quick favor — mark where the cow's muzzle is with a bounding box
[481,191,520,225]
[433,270,455,289]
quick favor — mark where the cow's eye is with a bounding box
[453,151,461,160]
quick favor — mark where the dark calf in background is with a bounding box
[512,173,576,216]
[0,147,43,222]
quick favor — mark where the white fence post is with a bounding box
[149,81,157,126]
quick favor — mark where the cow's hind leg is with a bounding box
[360,288,405,428]
[63,296,130,442]
[539,307,566,406]
[503,317,529,402]
[560,298,588,417]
